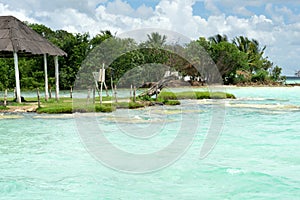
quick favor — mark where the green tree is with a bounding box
[210,41,248,83]
[144,32,167,48]
[208,34,228,44]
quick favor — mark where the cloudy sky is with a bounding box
[0,0,299,75]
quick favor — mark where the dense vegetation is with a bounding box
[0,23,285,91]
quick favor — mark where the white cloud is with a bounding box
[0,3,36,23]
[0,0,299,75]
[106,0,134,16]
[204,0,221,15]
[232,6,253,16]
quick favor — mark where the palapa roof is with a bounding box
[0,16,67,57]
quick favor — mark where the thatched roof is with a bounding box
[0,16,67,57]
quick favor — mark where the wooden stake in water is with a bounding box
[70,86,73,99]
[100,63,105,105]
[93,87,96,104]
[155,84,158,101]
[49,85,52,99]
[133,86,136,103]
[14,87,16,99]
[87,88,91,104]
[37,88,41,108]
[4,89,7,107]
[111,77,114,97]
[114,85,118,103]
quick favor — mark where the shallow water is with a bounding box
[0,87,299,199]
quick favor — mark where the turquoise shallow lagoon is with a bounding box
[0,87,299,199]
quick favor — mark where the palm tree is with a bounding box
[144,32,167,48]
[233,36,266,73]
[295,70,300,77]
[208,34,228,44]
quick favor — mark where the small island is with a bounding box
[0,19,287,114]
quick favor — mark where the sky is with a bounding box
[0,0,299,75]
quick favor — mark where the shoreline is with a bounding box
[0,85,298,114]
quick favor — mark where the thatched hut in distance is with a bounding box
[0,15,67,103]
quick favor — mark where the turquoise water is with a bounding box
[286,77,300,84]
[0,87,300,199]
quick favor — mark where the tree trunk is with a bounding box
[139,75,177,97]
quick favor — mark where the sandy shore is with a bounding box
[0,104,38,113]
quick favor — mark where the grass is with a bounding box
[114,101,145,109]
[1,89,235,114]
[163,100,181,106]
[36,98,117,114]
[158,90,236,100]
[137,95,181,106]
[0,105,8,110]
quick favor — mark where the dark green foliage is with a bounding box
[162,100,181,105]
[0,22,283,91]
[251,70,269,82]
[95,104,116,112]
[158,90,235,100]
[37,106,73,114]
[0,105,8,110]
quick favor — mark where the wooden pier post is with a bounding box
[93,87,96,104]
[14,87,16,99]
[70,86,73,99]
[114,85,118,103]
[155,84,158,101]
[37,88,41,108]
[133,86,136,103]
[4,89,7,107]
[87,88,91,104]
[49,85,52,99]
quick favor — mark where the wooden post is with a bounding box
[100,63,105,105]
[130,84,133,98]
[87,88,91,104]
[103,82,109,97]
[133,86,136,103]
[70,86,73,98]
[44,54,49,101]
[93,87,96,104]
[14,87,16,99]
[49,85,52,99]
[54,56,59,101]
[13,52,21,103]
[114,85,118,103]
[100,82,103,105]
[37,88,41,108]
[111,77,114,97]
[155,84,158,101]
[4,89,7,107]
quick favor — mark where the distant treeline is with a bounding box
[0,23,284,90]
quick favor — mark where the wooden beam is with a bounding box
[13,52,21,103]
[54,56,59,101]
[44,54,49,101]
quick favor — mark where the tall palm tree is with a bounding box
[233,36,266,72]
[145,32,167,48]
[208,34,228,44]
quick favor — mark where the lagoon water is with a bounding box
[0,87,299,199]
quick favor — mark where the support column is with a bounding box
[44,54,49,101]
[13,52,21,103]
[54,56,59,101]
